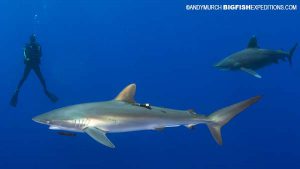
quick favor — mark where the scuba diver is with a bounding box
[10,34,58,107]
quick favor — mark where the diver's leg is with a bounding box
[10,65,32,107]
[33,65,58,103]
[16,65,32,90]
[32,65,47,90]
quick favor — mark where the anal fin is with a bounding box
[185,124,196,130]
[84,127,115,148]
[240,67,262,78]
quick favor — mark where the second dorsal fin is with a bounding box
[115,84,136,103]
[247,36,259,48]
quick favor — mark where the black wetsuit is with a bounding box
[10,41,58,107]
[17,42,46,91]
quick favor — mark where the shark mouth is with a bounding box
[49,125,82,132]
[49,125,63,130]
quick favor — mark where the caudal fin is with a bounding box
[288,43,298,66]
[207,96,261,145]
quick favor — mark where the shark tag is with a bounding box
[240,67,262,78]
[84,127,115,148]
[115,84,136,103]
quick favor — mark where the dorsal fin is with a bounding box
[115,84,136,103]
[247,36,259,48]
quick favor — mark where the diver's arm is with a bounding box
[24,48,29,61]
[23,49,26,58]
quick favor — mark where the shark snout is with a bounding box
[32,115,50,125]
[214,63,221,68]
[214,60,232,71]
[214,61,226,69]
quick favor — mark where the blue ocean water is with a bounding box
[0,0,299,168]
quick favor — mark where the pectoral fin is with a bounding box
[240,67,262,78]
[84,127,115,148]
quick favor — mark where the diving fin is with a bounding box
[10,91,19,107]
[45,90,59,103]
[240,67,262,78]
[84,127,115,148]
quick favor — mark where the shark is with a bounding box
[33,84,261,148]
[214,36,298,78]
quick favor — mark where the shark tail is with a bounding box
[288,43,298,66]
[206,96,261,145]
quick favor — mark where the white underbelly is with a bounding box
[98,119,184,133]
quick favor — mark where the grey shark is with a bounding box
[215,36,298,78]
[33,84,261,148]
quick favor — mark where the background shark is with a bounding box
[33,84,261,148]
[215,36,298,78]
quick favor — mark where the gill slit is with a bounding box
[74,118,90,129]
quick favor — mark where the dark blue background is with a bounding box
[0,0,299,169]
